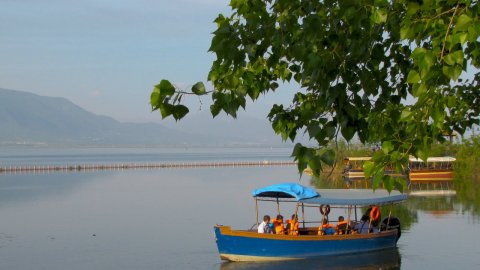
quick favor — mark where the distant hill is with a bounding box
[0,88,198,145]
[0,88,292,146]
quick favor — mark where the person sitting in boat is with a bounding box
[286,214,299,235]
[335,216,350,235]
[272,214,285,235]
[364,205,381,227]
[318,218,335,235]
[257,215,274,234]
[353,215,379,234]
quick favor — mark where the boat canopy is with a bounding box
[252,183,406,205]
[252,183,319,201]
[409,156,456,163]
[302,189,407,206]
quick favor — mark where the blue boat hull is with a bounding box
[214,225,399,261]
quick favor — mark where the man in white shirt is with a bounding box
[258,215,273,234]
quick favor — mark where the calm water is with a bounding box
[0,148,479,269]
[0,146,292,166]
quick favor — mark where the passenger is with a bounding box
[318,218,335,235]
[364,206,373,219]
[353,215,378,234]
[335,216,349,235]
[272,214,285,235]
[257,215,274,234]
[286,214,299,235]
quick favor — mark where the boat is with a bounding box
[408,156,456,182]
[343,157,372,180]
[343,157,404,181]
[214,183,407,261]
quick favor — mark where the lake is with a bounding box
[0,147,478,269]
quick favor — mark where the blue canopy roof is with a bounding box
[252,183,407,205]
[302,189,407,206]
[252,183,319,201]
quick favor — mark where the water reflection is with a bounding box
[455,176,480,216]
[219,248,401,270]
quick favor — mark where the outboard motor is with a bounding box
[381,216,401,241]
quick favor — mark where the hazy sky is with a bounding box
[0,0,295,123]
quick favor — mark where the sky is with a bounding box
[0,0,294,123]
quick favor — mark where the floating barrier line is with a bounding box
[0,160,297,174]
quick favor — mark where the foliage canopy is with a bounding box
[151,0,480,191]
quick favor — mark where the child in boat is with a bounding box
[272,214,285,234]
[286,214,299,235]
[257,215,274,234]
[318,218,335,235]
[335,216,350,235]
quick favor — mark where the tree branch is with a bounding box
[441,3,461,61]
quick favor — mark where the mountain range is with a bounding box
[0,88,291,147]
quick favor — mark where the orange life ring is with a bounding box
[370,206,380,221]
[320,204,331,215]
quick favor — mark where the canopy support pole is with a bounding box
[386,204,393,230]
[276,197,280,215]
[294,203,300,218]
[354,205,358,222]
[255,197,259,229]
[346,205,352,237]
[301,203,305,228]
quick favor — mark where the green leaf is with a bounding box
[412,83,427,97]
[159,103,173,119]
[191,82,207,95]
[172,105,189,121]
[372,171,385,190]
[210,103,221,118]
[320,149,336,166]
[416,150,429,164]
[444,50,464,66]
[419,52,435,72]
[394,179,406,193]
[372,8,387,24]
[447,96,456,107]
[400,109,412,122]
[341,126,356,141]
[381,141,394,154]
[407,70,420,83]
[400,26,407,39]
[431,106,445,125]
[157,80,176,96]
[363,161,375,178]
[456,14,472,32]
[383,175,394,192]
[442,65,462,81]
[307,157,322,176]
[406,2,420,16]
[150,90,160,109]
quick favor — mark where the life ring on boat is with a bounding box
[320,204,331,216]
[370,206,380,221]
